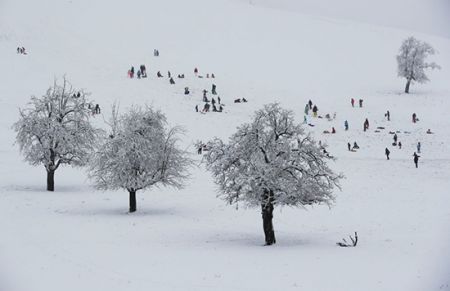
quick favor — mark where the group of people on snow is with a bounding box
[16,47,27,55]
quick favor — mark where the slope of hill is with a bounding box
[0,0,449,290]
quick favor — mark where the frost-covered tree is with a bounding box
[397,36,440,93]
[89,105,191,213]
[13,78,98,191]
[204,103,342,245]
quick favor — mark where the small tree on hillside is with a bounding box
[13,78,97,191]
[397,36,440,93]
[89,105,191,213]
[204,103,342,245]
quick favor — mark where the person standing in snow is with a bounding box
[347,142,351,151]
[218,96,221,104]
[385,148,390,160]
[363,118,369,132]
[393,133,398,143]
[169,77,175,84]
[344,120,349,131]
[412,113,417,123]
[168,71,171,78]
[304,104,309,115]
[194,67,198,76]
[417,142,421,153]
[359,99,363,108]
[312,105,318,117]
[351,98,355,107]
[212,84,217,95]
[398,142,402,149]
[308,100,313,109]
[157,71,163,78]
[195,105,198,112]
[184,87,190,95]
[413,152,420,168]
[386,110,390,121]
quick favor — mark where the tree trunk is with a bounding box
[47,169,55,191]
[129,190,137,213]
[261,189,276,245]
[405,78,411,93]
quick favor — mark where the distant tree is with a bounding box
[89,105,191,213]
[13,78,97,191]
[397,36,440,93]
[203,103,342,245]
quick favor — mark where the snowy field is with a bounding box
[1,0,449,290]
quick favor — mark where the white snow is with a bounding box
[0,0,449,290]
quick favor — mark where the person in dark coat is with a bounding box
[363,118,369,132]
[195,105,198,112]
[353,142,359,150]
[359,99,363,108]
[398,142,402,149]
[344,120,349,131]
[242,98,247,102]
[169,77,175,84]
[184,87,190,95]
[194,67,198,75]
[413,152,420,168]
[393,133,398,143]
[312,105,318,117]
[386,110,390,121]
[385,148,390,160]
[308,100,313,109]
[157,71,163,78]
[168,71,171,78]
[417,142,421,153]
[347,142,351,151]
[218,96,221,104]
[212,84,217,95]
[351,98,355,107]
[211,98,216,105]
[412,113,417,123]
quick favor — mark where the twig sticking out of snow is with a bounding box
[336,232,358,247]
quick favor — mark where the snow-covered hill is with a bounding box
[0,0,449,290]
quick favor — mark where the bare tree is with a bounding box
[204,103,342,245]
[397,36,440,93]
[13,78,98,191]
[89,105,191,213]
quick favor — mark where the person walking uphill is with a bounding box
[385,148,390,160]
[413,152,420,168]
